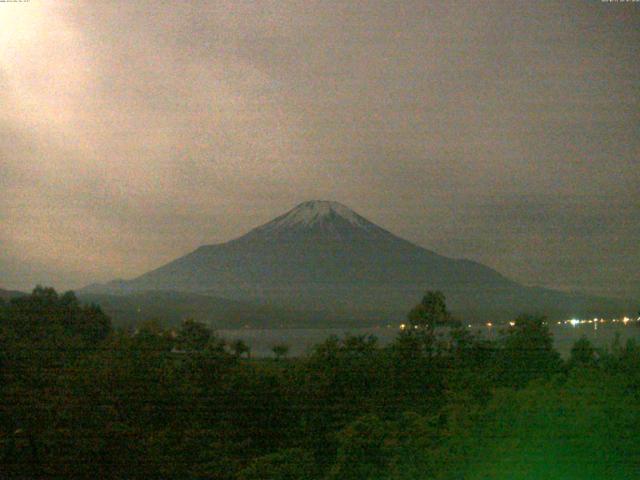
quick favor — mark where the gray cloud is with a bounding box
[1,0,638,298]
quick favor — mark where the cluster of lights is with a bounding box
[560,316,638,327]
[398,323,421,331]
[399,316,639,331]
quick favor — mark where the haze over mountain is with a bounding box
[83,201,631,324]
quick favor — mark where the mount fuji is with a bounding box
[82,200,628,324]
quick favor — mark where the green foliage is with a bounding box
[402,291,460,362]
[230,339,251,358]
[237,448,316,480]
[328,415,392,480]
[407,290,452,331]
[568,335,597,368]
[272,343,290,360]
[443,369,640,480]
[496,314,562,388]
[1,286,112,345]
[1,287,638,478]
[176,318,212,351]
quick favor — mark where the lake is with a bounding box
[218,322,640,358]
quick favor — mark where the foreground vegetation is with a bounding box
[1,287,639,479]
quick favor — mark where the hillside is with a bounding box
[83,201,633,323]
[0,288,26,302]
[77,290,365,329]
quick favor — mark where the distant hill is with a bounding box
[77,290,362,329]
[83,200,635,324]
[0,288,26,302]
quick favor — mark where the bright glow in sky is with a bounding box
[1,1,638,298]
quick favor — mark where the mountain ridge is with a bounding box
[0,288,26,302]
[82,200,633,323]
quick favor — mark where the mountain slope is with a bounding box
[0,288,26,302]
[77,290,348,329]
[84,201,632,322]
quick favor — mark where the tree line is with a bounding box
[0,287,638,479]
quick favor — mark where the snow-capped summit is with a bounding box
[269,200,368,228]
[241,200,388,241]
[239,200,398,242]
[83,199,623,323]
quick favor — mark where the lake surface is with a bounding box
[218,322,640,358]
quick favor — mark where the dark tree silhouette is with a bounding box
[406,290,453,331]
[568,336,597,368]
[272,344,289,360]
[231,338,251,358]
[176,318,211,351]
[498,314,562,388]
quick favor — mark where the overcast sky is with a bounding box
[1,1,638,299]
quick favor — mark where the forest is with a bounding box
[1,287,639,479]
